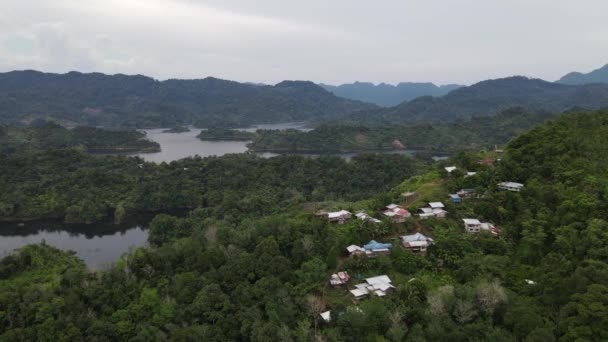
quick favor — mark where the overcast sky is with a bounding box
[1,0,607,85]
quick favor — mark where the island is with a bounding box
[196,128,256,141]
[162,126,191,133]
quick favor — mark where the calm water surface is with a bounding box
[135,122,312,163]
[0,220,149,270]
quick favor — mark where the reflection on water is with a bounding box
[134,128,250,163]
[236,122,313,133]
[0,218,150,270]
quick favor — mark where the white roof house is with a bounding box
[428,202,445,209]
[465,172,477,177]
[320,311,331,322]
[401,232,434,243]
[445,166,457,173]
[463,218,481,225]
[346,245,365,254]
[401,233,434,254]
[386,204,400,210]
[328,210,351,219]
[366,275,392,285]
[351,275,394,300]
[498,182,524,192]
[356,210,383,224]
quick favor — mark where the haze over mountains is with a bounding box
[319,82,464,107]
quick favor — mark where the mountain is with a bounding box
[349,76,608,123]
[320,81,464,106]
[557,63,608,85]
[0,70,376,128]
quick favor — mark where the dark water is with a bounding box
[0,218,150,270]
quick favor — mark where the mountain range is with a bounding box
[319,82,463,106]
[348,76,608,123]
[557,64,608,85]
[0,70,375,128]
[2,66,608,128]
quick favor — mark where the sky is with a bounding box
[1,0,607,85]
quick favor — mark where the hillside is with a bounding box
[320,81,463,106]
[0,121,160,154]
[248,107,556,153]
[558,63,608,85]
[0,70,376,128]
[3,111,608,340]
[348,76,608,123]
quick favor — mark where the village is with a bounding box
[312,159,524,323]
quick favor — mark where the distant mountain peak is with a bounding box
[558,63,608,85]
[319,81,464,107]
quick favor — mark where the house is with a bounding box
[417,202,448,219]
[355,210,382,224]
[445,166,457,174]
[346,245,365,256]
[428,202,445,209]
[401,233,434,255]
[478,158,496,166]
[457,188,478,199]
[327,210,352,223]
[320,311,331,322]
[448,194,462,203]
[330,271,351,287]
[465,172,477,177]
[463,218,482,233]
[363,240,392,256]
[383,204,411,223]
[417,207,448,219]
[498,182,524,192]
[350,275,395,299]
[401,191,420,205]
[481,222,498,235]
[463,219,497,234]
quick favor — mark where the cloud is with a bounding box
[1,0,608,84]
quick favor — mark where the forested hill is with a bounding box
[0,70,376,128]
[4,111,608,340]
[347,76,608,123]
[248,107,557,153]
[558,63,608,85]
[320,81,463,106]
[0,121,160,154]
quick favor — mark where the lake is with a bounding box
[0,219,150,270]
[134,122,311,163]
[134,122,427,163]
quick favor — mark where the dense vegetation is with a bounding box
[350,76,608,123]
[2,110,608,340]
[249,108,556,153]
[161,126,190,133]
[0,121,159,154]
[0,150,426,223]
[320,82,463,107]
[197,128,256,141]
[0,71,374,128]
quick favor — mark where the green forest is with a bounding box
[2,110,608,340]
[0,121,160,154]
[197,128,256,141]
[0,149,425,223]
[248,108,556,153]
